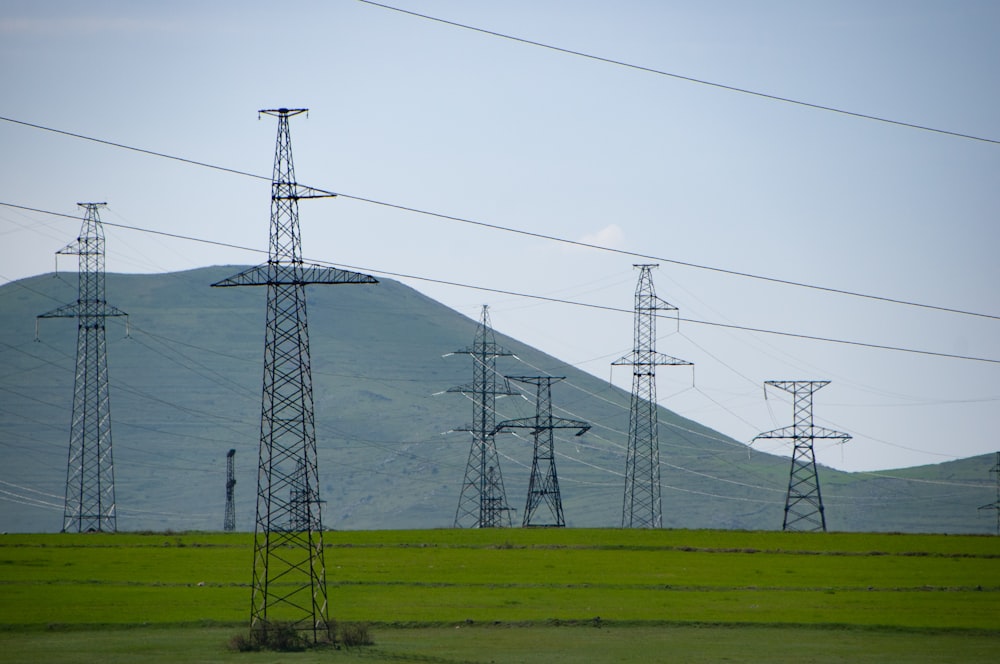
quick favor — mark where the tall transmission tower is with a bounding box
[495,376,589,528]
[978,451,1000,535]
[613,264,691,528]
[213,108,377,643]
[449,305,517,528]
[753,381,851,532]
[224,449,236,532]
[37,202,127,533]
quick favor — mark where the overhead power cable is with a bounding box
[354,0,1000,146]
[3,201,999,365]
[0,116,271,184]
[1,115,998,322]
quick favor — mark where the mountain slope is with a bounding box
[0,267,993,533]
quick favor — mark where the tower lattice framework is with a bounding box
[613,264,691,528]
[753,381,851,532]
[38,202,127,533]
[978,451,1000,535]
[495,376,589,528]
[213,108,377,643]
[224,448,236,532]
[449,305,517,528]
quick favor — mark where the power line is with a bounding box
[0,201,266,256]
[3,201,999,365]
[0,116,271,183]
[2,116,998,322]
[3,330,986,511]
[329,194,1000,322]
[354,0,1000,147]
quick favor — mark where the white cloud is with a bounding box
[579,223,625,250]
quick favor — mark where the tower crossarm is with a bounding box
[55,239,103,257]
[38,302,128,319]
[272,184,338,201]
[447,379,518,398]
[766,380,830,393]
[494,416,590,437]
[212,263,378,288]
[808,426,851,441]
[752,425,797,442]
[753,425,851,442]
[612,350,692,368]
[639,294,678,313]
[451,343,515,358]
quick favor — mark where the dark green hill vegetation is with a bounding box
[0,529,997,662]
[0,267,994,533]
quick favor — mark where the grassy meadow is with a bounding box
[0,528,997,662]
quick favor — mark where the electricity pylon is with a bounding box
[224,449,236,532]
[613,264,691,528]
[213,108,377,644]
[37,202,127,533]
[753,381,851,532]
[449,305,517,528]
[495,376,589,527]
[978,451,1000,535]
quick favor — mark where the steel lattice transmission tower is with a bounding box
[495,376,589,528]
[224,449,236,532]
[613,264,691,528]
[449,305,517,528]
[753,381,851,532]
[213,108,377,643]
[978,451,1000,535]
[38,202,127,533]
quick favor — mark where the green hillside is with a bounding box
[0,267,993,533]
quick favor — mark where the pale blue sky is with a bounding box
[1,0,998,472]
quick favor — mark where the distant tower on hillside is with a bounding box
[753,381,851,532]
[495,376,589,527]
[213,108,377,644]
[613,264,691,528]
[224,449,236,532]
[449,305,517,528]
[978,451,1000,535]
[37,202,128,533]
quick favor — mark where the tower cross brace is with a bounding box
[213,108,376,644]
[753,381,851,532]
[38,202,127,533]
[612,264,691,528]
[495,376,589,528]
[448,305,517,528]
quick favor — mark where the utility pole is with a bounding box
[754,381,851,532]
[495,376,589,527]
[978,451,1000,535]
[224,449,236,532]
[613,264,691,528]
[38,202,127,533]
[213,109,377,644]
[449,305,517,528]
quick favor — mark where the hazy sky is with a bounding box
[1,0,998,473]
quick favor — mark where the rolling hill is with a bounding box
[0,267,993,533]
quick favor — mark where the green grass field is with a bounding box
[1,529,997,662]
